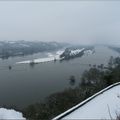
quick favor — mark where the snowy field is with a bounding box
[54,82,120,119]
[0,108,25,119]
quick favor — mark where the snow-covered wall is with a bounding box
[53,82,120,120]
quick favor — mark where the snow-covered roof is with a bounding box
[53,82,120,120]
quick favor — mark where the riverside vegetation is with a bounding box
[21,56,120,120]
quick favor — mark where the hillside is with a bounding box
[54,82,120,119]
[0,40,67,59]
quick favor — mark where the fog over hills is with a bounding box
[0,1,120,45]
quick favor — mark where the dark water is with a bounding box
[0,46,119,108]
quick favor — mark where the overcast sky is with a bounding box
[0,1,120,45]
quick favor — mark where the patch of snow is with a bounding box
[34,57,55,63]
[47,53,54,57]
[16,60,31,64]
[56,50,64,55]
[0,108,25,119]
[53,82,120,120]
[16,50,64,64]
[70,48,85,56]
[16,57,55,64]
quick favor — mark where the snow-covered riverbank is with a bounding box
[0,108,25,119]
[16,50,64,64]
[16,48,94,64]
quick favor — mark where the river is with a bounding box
[0,45,119,108]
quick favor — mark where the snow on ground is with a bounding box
[16,48,94,64]
[69,48,94,56]
[0,108,25,119]
[16,50,64,64]
[47,53,54,57]
[56,50,64,55]
[53,82,120,120]
[70,48,85,56]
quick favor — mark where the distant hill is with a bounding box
[0,40,67,59]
